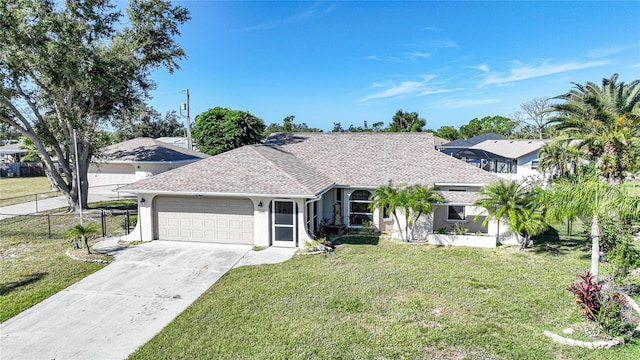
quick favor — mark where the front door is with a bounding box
[272,200,296,247]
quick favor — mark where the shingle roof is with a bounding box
[470,139,547,159]
[121,132,500,197]
[440,133,506,148]
[94,138,208,162]
[266,132,499,187]
[120,145,334,197]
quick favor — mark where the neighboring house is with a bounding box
[119,133,520,249]
[88,138,208,187]
[156,137,191,150]
[438,133,506,156]
[458,139,547,181]
[0,141,27,163]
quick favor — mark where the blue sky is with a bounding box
[148,1,640,132]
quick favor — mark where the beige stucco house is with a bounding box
[119,133,520,248]
[88,138,208,188]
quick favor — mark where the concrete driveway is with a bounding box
[0,240,296,360]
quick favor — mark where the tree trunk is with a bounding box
[590,214,600,278]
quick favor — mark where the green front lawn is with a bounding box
[129,233,640,360]
[0,176,60,207]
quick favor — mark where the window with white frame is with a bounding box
[531,159,539,170]
[349,190,373,225]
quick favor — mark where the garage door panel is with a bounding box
[155,197,254,244]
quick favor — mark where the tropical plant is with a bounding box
[567,271,603,321]
[548,74,640,184]
[369,182,443,242]
[547,173,640,277]
[608,235,640,283]
[537,139,583,180]
[65,222,101,255]
[473,179,544,249]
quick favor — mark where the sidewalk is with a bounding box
[0,186,135,220]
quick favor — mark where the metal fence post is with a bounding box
[101,210,106,237]
[47,214,51,239]
[35,194,39,213]
[125,211,130,235]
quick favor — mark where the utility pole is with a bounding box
[181,88,193,150]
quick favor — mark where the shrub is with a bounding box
[436,227,448,234]
[567,271,603,321]
[567,271,639,338]
[451,223,467,235]
[608,235,640,283]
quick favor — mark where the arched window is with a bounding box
[349,190,373,225]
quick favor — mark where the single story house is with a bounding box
[119,133,520,248]
[88,138,208,188]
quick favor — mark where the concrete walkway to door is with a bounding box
[0,239,296,360]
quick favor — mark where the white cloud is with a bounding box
[237,3,338,32]
[358,75,454,102]
[470,63,490,72]
[361,55,402,62]
[588,44,638,58]
[404,51,432,59]
[480,60,610,86]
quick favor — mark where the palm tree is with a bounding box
[370,182,403,239]
[473,180,543,248]
[511,208,547,250]
[546,173,640,278]
[537,139,583,180]
[65,222,100,254]
[549,74,640,184]
[369,182,443,242]
[404,185,444,241]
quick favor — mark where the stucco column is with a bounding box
[251,197,271,247]
[121,194,155,242]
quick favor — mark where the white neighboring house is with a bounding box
[119,133,522,249]
[456,139,548,181]
[88,138,208,188]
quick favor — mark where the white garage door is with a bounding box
[155,197,254,244]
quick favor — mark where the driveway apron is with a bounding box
[0,241,253,360]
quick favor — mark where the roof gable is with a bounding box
[470,139,547,159]
[95,138,208,162]
[440,133,507,148]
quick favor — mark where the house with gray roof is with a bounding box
[88,137,208,188]
[438,133,506,156]
[119,133,517,249]
[456,139,547,181]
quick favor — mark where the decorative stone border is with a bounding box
[544,292,640,349]
[543,331,624,349]
[65,248,111,264]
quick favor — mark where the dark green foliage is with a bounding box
[608,235,640,282]
[388,110,426,132]
[192,107,265,155]
[458,116,517,138]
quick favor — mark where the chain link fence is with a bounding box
[1,209,137,240]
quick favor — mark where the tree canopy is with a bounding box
[548,74,640,183]
[458,116,517,139]
[388,110,426,132]
[112,104,185,142]
[192,107,265,155]
[0,0,189,210]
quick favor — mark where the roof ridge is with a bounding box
[250,145,322,194]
